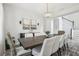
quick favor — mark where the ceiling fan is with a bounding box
[44,3,52,18]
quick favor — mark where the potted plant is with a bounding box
[45,31,50,38]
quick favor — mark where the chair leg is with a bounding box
[59,47,64,56]
[63,44,66,51]
[30,49,33,56]
[57,48,61,56]
[64,43,69,55]
[66,43,69,55]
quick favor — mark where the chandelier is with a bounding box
[44,3,52,18]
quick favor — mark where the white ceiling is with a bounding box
[3,3,79,17]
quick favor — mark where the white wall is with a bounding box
[4,4,44,39]
[0,3,4,56]
[53,18,59,34]
[43,18,51,32]
[59,17,63,30]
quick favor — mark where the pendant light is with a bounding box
[44,3,52,18]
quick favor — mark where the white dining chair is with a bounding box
[13,39,20,47]
[16,47,31,56]
[59,34,65,48]
[6,32,31,56]
[32,37,56,56]
[51,35,62,55]
[58,34,66,55]
[62,33,70,55]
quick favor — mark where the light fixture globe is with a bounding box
[44,12,52,17]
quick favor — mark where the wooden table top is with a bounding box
[18,35,46,49]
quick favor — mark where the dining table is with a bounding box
[18,35,46,49]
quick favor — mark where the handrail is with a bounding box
[62,16,74,29]
[62,17,73,23]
